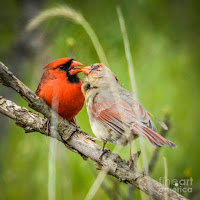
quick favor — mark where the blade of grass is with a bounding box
[27,5,111,200]
[27,6,109,67]
[116,4,153,199]
[85,172,107,200]
[164,157,168,200]
[85,5,145,200]
[48,137,56,200]
[48,98,59,200]
[116,5,137,97]
[84,145,122,200]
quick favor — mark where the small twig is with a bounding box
[126,185,135,200]
[90,165,124,200]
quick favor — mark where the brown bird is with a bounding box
[36,57,84,123]
[81,63,176,163]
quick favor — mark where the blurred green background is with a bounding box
[0,0,199,199]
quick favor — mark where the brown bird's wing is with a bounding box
[91,101,134,135]
[90,100,176,148]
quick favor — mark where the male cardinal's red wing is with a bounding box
[90,100,177,148]
[36,70,49,95]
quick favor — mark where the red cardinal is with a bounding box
[36,57,84,122]
[81,64,176,162]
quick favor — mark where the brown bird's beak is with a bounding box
[68,60,83,75]
[81,66,92,75]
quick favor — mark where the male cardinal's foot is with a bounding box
[44,119,51,135]
[70,117,77,125]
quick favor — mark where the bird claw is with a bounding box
[99,148,110,160]
[129,151,141,169]
[133,151,141,164]
[70,117,77,126]
[42,118,51,135]
[85,135,99,143]
[128,155,134,169]
[90,137,99,142]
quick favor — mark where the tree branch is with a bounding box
[0,61,187,200]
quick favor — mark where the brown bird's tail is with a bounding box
[131,124,177,148]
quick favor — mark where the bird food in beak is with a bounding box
[80,66,92,75]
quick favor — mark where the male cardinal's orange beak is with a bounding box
[70,60,83,69]
[68,60,83,75]
[80,66,92,75]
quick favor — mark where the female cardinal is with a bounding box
[81,63,176,162]
[36,57,84,122]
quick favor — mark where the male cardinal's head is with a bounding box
[43,57,83,83]
[36,57,85,122]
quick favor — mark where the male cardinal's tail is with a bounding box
[131,124,177,148]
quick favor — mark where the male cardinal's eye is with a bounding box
[59,60,73,71]
[59,65,65,70]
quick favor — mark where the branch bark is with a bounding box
[0,61,188,200]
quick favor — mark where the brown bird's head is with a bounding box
[81,63,119,96]
[43,57,83,83]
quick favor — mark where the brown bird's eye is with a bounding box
[87,83,90,90]
[92,65,100,70]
